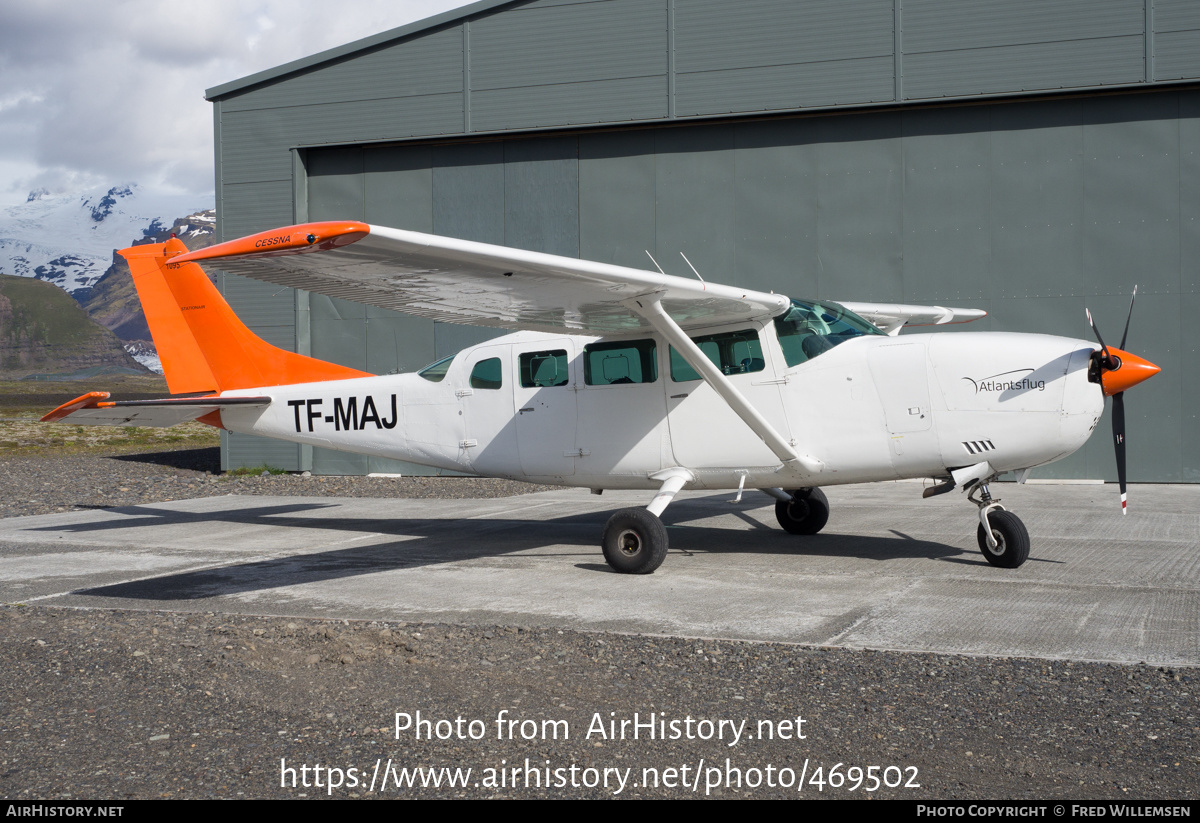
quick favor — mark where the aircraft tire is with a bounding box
[775,488,830,535]
[602,508,668,574]
[976,510,1030,569]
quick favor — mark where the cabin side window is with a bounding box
[469,357,503,390]
[519,350,569,388]
[583,339,658,385]
[669,328,765,382]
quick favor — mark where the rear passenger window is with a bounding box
[670,329,765,381]
[469,357,502,390]
[519,350,569,387]
[583,339,658,385]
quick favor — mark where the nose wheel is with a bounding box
[976,509,1030,568]
[968,481,1030,568]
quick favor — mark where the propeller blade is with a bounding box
[1112,391,1127,515]
[1118,285,1137,351]
[1085,307,1114,368]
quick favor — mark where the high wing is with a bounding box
[41,393,271,427]
[172,222,790,336]
[838,302,987,335]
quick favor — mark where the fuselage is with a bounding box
[218,311,1105,491]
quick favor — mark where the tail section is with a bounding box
[121,236,371,394]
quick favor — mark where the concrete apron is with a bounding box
[1,481,1197,667]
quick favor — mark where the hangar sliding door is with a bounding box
[297,88,1195,482]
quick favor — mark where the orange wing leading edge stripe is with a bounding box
[170,221,370,265]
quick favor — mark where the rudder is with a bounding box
[121,236,371,394]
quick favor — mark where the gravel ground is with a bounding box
[1,449,1197,800]
[0,447,554,519]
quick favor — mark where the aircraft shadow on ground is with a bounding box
[27,494,970,602]
[110,447,221,472]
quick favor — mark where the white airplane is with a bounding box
[43,221,1160,574]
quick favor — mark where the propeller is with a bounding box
[1085,286,1158,514]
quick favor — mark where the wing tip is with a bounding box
[41,391,111,423]
[171,221,371,265]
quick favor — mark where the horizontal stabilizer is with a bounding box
[42,392,270,428]
[838,301,986,336]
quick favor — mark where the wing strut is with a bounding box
[624,296,822,474]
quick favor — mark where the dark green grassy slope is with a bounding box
[0,274,146,378]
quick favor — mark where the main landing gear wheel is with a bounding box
[976,510,1030,569]
[775,488,830,535]
[602,508,668,574]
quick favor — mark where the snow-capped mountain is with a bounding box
[123,339,162,374]
[0,183,212,295]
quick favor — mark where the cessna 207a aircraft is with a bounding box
[42,221,1160,574]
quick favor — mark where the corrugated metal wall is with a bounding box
[214,0,1200,245]
[212,0,1200,480]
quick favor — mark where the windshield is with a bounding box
[417,354,456,382]
[773,298,883,367]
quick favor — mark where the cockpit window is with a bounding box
[417,354,455,382]
[469,357,503,390]
[773,299,883,367]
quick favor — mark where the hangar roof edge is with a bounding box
[205,0,516,100]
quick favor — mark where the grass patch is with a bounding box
[0,379,222,457]
[226,465,289,476]
[0,410,219,458]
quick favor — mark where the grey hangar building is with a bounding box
[206,0,1199,483]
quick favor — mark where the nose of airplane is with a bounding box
[1098,346,1160,396]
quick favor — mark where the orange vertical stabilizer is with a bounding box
[121,237,372,394]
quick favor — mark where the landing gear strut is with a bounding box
[968,480,1030,568]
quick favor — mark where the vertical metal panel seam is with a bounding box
[652,130,659,262]
[292,148,309,223]
[464,21,472,133]
[1176,93,1183,465]
[214,99,224,240]
[359,148,370,369]
[296,273,311,476]
[898,109,906,299]
[985,106,994,301]
[667,0,676,119]
[1146,0,1155,82]
[501,133,506,249]
[291,147,310,357]
[213,97,228,472]
[575,135,582,258]
[895,0,904,102]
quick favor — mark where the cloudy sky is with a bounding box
[0,0,475,207]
